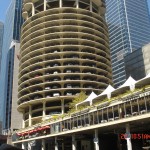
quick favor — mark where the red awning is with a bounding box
[21,133,24,136]
[37,125,50,131]
[33,129,37,132]
[43,126,50,129]
[37,127,43,131]
[25,131,29,135]
[19,126,50,135]
[21,132,26,136]
[17,133,22,136]
[29,130,34,134]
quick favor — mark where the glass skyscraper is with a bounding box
[0,22,4,74]
[0,0,23,131]
[105,0,150,87]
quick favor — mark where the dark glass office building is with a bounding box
[125,43,150,81]
[0,0,23,132]
[105,0,150,87]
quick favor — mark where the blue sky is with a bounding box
[0,0,11,22]
[0,0,150,22]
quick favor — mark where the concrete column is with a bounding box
[26,14,29,20]
[126,124,132,150]
[90,0,92,12]
[61,99,64,114]
[32,3,35,16]
[72,134,77,150]
[119,107,122,118]
[23,11,29,20]
[28,142,32,150]
[94,129,99,150]
[22,113,25,128]
[98,8,101,15]
[62,142,64,150]
[22,142,25,149]
[29,105,32,126]
[59,0,62,8]
[44,0,47,11]
[42,139,46,150]
[76,0,79,8]
[55,137,58,150]
[43,102,46,118]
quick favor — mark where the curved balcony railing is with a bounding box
[19,1,111,126]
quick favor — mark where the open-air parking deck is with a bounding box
[13,87,150,143]
[13,73,150,150]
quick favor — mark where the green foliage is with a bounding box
[145,84,150,88]
[52,115,59,120]
[59,113,66,119]
[68,91,87,113]
[16,85,150,135]
[94,97,109,106]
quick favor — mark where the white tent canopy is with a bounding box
[92,85,115,104]
[98,85,115,98]
[92,85,115,105]
[119,76,136,90]
[146,73,150,78]
[76,92,97,109]
[135,73,150,88]
[112,76,136,96]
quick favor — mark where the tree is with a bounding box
[68,91,87,112]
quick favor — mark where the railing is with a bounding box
[13,88,150,142]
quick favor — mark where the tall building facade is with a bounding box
[0,22,4,74]
[19,0,112,128]
[0,0,23,132]
[125,43,150,81]
[105,0,150,87]
[10,41,22,132]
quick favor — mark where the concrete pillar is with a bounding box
[28,142,32,150]
[43,102,46,118]
[22,112,25,128]
[98,8,101,15]
[62,142,64,150]
[94,129,99,150]
[42,139,46,150]
[76,0,79,8]
[126,124,132,150]
[29,105,32,126]
[44,0,47,11]
[90,0,92,12]
[59,0,62,8]
[72,134,77,150]
[55,137,58,150]
[26,14,29,20]
[61,99,64,114]
[7,130,12,145]
[32,3,35,16]
[22,143,25,149]
[119,107,122,118]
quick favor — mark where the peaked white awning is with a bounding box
[120,76,136,89]
[147,73,150,78]
[92,85,115,104]
[76,92,97,109]
[112,76,136,96]
[135,73,150,88]
[99,85,115,97]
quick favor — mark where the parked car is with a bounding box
[45,87,51,90]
